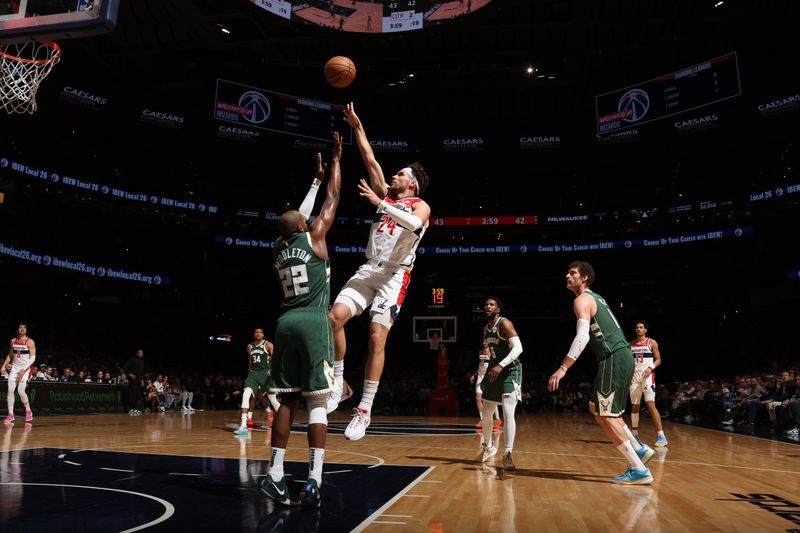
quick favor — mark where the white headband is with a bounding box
[400,167,419,192]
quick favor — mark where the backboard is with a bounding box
[412,316,457,349]
[0,0,119,43]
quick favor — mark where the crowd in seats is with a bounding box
[667,368,800,439]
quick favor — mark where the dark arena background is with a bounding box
[1,1,799,531]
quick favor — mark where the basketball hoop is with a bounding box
[428,333,441,351]
[0,40,61,114]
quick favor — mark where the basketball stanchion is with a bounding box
[0,40,61,114]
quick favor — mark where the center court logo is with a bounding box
[619,89,650,123]
[239,91,271,124]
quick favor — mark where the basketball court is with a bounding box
[1,1,799,532]
[2,411,799,531]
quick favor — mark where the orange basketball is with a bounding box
[324,56,356,88]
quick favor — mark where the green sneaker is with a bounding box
[299,479,321,508]
[260,476,293,506]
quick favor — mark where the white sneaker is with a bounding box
[326,379,353,414]
[481,443,498,463]
[188,406,195,411]
[344,407,370,441]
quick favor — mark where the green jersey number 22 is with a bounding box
[279,265,309,297]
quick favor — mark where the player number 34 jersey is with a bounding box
[367,196,428,269]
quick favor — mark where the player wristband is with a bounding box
[559,365,568,372]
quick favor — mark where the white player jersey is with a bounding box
[630,338,655,371]
[11,337,33,367]
[366,196,428,268]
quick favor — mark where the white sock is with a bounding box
[240,413,248,426]
[309,447,325,484]
[333,360,344,390]
[269,447,285,481]
[502,394,517,453]
[617,441,646,471]
[358,380,379,412]
[622,424,642,450]
[494,406,500,420]
[631,412,639,431]
[658,430,665,437]
[481,401,497,445]
[247,412,253,420]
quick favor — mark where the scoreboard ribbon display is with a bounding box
[214,79,352,143]
[596,52,741,135]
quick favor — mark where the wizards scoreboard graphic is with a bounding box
[596,52,742,135]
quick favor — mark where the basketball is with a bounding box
[324,56,356,88]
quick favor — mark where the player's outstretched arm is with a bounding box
[310,132,343,249]
[343,102,387,197]
[298,153,326,219]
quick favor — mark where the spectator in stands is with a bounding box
[785,376,800,439]
[44,367,56,381]
[145,378,160,412]
[61,367,77,382]
[154,374,165,405]
[95,370,105,383]
[173,377,195,411]
[35,364,47,380]
[117,368,128,385]
[162,376,178,410]
[767,371,796,430]
[738,376,767,428]
[103,371,113,384]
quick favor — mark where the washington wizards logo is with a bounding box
[618,88,650,123]
[239,91,271,124]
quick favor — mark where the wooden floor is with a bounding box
[2,410,799,532]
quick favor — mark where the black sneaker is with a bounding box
[299,479,321,508]
[260,476,293,506]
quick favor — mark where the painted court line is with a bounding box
[372,520,408,525]
[401,494,430,498]
[351,466,434,532]
[382,514,412,518]
[101,467,135,473]
[0,482,175,532]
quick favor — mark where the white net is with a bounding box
[428,335,441,351]
[0,40,61,114]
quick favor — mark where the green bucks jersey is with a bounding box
[584,290,628,360]
[249,340,270,372]
[483,317,518,367]
[272,232,330,311]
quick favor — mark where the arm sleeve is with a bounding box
[378,200,423,231]
[565,318,591,361]
[298,178,322,219]
[498,336,523,368]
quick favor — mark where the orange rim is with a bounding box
[0,39,60,65]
